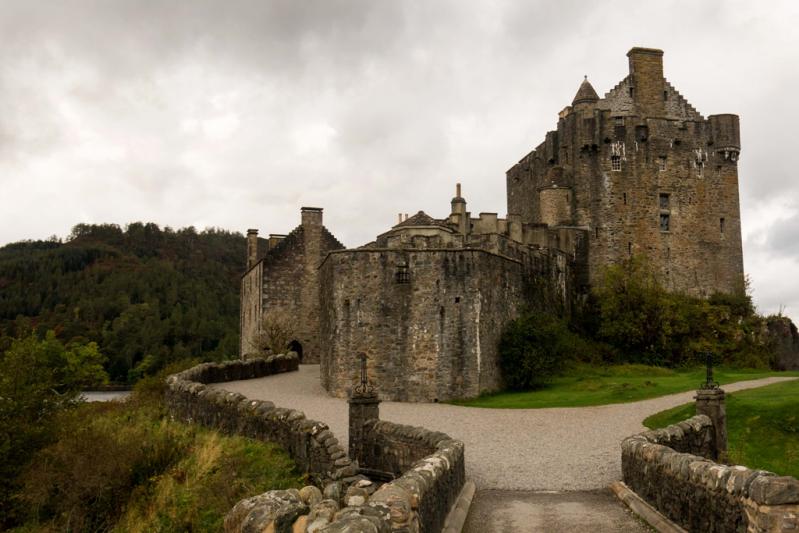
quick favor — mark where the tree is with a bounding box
[0,331,108,525]
[254,308,295,358]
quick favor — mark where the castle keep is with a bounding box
[507,47,743,294]
[241,48,745,402]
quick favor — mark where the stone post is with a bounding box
[348,353,380,466]
[349,392,380,465]
[695,387,728,461]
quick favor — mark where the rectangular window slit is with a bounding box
[660,213,670,232]
[720,218,725,234]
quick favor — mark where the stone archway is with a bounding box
[288,340,303,363]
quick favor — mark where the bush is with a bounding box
[586,256,773,368]
[499,312,587,390]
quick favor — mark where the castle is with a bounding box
[240,48,744,402]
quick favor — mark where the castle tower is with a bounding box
[506,47,744,297]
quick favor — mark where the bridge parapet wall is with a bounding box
[166,354,353,484]
[622,415,799,532]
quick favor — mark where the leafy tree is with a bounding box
[0,223,247,381]
[499,312,587,390]
[0,331,108,526]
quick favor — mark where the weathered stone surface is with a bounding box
[622,413,799,533]
[240,208,345,361]
[344,486,370,507]
[508,48,743,298]
[299,485,324,507]
[750,476,799,506]
[224,490,308,533]
[323,482,343,505]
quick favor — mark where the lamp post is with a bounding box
[701,352,719,390]
[695,351,727,460]
[348,353,379,465]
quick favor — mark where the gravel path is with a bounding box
[216,366,795,491]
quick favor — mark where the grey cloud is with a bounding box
[0,0,798,320]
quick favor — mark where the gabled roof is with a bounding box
[394,211,446,228]
[572,77,599,105]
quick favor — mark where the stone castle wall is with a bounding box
[622,415,799,532]
[319,244,574,402]
[507,49,744,297]
[239,209,344,362]
[240,262,263,356]
[319,248,549,402]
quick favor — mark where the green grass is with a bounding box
[13,390,304,533]
[643,379,799,478]
[451,364,799,409]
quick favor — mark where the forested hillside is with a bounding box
[0,223,246,382]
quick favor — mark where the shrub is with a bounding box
[499,312,587,390]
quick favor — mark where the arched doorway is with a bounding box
[288,340,303,363]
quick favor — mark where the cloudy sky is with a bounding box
[1,0,797,319]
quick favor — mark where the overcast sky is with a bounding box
[1,0,797,320]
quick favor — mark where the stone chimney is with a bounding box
[246,229,258,269]
[627,47,666,118]
[450,182,468,234]
[301,206,323,227]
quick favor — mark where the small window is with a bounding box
[629,87,634,98]
[628,242,632,255]
[663,90,668,101]
[454,296,461,303]
[623,192,627,205]
[595,227,599,239]
[615,116,624,126]
[720,218,725,234]
[658,156,667,171]
[611,155,621,171]
[659,193,670,210]
[395,263,410,284]
[660,213,670,232]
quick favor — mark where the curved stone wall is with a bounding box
[167,356,468,533]
[622,415,799,532]
[166,354,355,483]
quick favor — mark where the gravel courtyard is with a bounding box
[216,365,795,491]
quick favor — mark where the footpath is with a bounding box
[219,366,795,532]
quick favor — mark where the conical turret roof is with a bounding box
[572,76,599,106]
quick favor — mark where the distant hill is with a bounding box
[0,223,248,382]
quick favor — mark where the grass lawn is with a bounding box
[643,379,799,478]
[451,364,799,409]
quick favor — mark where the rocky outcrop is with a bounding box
[767,316,799,371]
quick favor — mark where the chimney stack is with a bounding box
[627,47,666,118]
[246,229,258,269]
[301,206,323,227]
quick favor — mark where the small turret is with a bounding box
[572,76,599,107]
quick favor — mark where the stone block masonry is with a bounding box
[166,354,353,484]
[621,415,799,532]
[169,357,468,533]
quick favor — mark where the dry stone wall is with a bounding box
[226,421,465,533]
[622,415,799,532]
[166,354,354,484]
